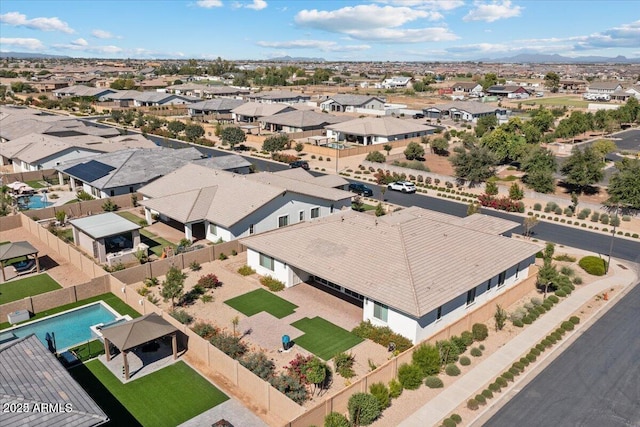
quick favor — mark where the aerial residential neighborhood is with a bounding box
[1,2,639,427]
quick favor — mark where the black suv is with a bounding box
[413,113,425,119]
[289,160,310,170]
[348,183,373,196]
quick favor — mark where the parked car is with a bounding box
[413,113,425,119]
[387,181,416,193]
[348,183,373,196]
[289,160,310,170]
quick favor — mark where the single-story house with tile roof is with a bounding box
[245,90,311,104]
[191,155,253,174]
[450,82,483,95]
[325,116,435,145]
[231,102,299,123]
[259,110,348,133]
[1,133,157,172]
[272,168,349,190]
[202,86,250,99]
[380,76,412,89]
[102,89,143,107]
[138,163,353,242]
[587,81,623,94]
[52,85,117,101]
[424,101,507,123]
[187,99,246,118]
[132,92,199,107]
[56,147,204,198]
[486,85,532,99]
[240,206,539,344]
[0,334,109,427]
[320,94,386,112]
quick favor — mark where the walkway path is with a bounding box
[399,260,638,427]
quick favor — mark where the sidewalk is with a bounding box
[398,260,638,427]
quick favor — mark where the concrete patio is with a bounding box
[98,337,179,383]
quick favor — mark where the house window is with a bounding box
[486,278,492,291]
[515,263,520,278]
[249,224,254,235]
[299,211,304,221]
[110,190,115,197]
[129,186,134,193]
[466,288,476,306]
[436,306,442,320]
[210,223,217,235]
[498,271,507,287]
[311,207,320,219]
[259,253,274,271]
[373,302,388,322]
[278,215,289,228]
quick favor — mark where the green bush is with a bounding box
[451,413,462,424]
[470,347,482,357]
[259,275,285,291]
[502,371,514,382]
[488,382,501,392]
[443,418,457,427]
[522,315,533,324]
[459,356,471,366]
[437,340,461,365]
[170,309,193,325]
[237,265,256,276]
[324,412,350,427]
[472,323,489,341]
[369,382,390,409]
[496,377,508,387]
[512,319,524,328]
[541,338,552,348]
[573,276,583,285]
[388,378,403,398]
[509,366,520,376]
[561,285,573,295]
[526,353,537,363]
[548,295,559,303]
[530,347,541,356]
[445,363,461,376]
[519,357,530,367]
[467,399,479,410]
[412,343,441,376]
[533,203,542,211]
[482,389,493,399]
[513,361,525,371]
[398,363,423,390]
[547,334,558,344]
[535,343,546,352]
[348,393,381,426]
[555,289,567,298]
[424,376,444,388]
[352,321,413,353]
[561,321,575,331]
[570,316,580,324]
[551,331,562,341]
[475,394,487,405]
[578,256,607,276]
[555,327,566,336]
[479,344,485,351]
[333,352,356,379]
[460,331,474,347]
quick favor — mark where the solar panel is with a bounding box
[64,160,115,183]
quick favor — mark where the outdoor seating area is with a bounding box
[0,241,41,282]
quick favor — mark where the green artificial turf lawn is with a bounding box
[224,288,297,319]
[72,360,228,427]
[0,273,62,305]
[139,229,176,257]
[291,317,363,360]
[0,292,141,331]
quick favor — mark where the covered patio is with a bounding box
[101,312,180,381]
[0,241,40,282]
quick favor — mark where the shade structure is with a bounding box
[0,241,40,281]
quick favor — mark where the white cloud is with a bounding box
[573,20,640,50]
[463,1,523,23]
[196,0,223,8]
[257,39,370,52]
[374,0,464,11]
[52,41,122,54]
[130,48,185,58]
[246,0,267,10]
[346,27,458,43]
[71,38,88,46]
[0,37,44,50]
[92,29,116,39]
[0,11,74,33]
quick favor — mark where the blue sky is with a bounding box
[1,1,639,61]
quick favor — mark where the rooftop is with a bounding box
[70,212,141,239]
[326,116,435,137]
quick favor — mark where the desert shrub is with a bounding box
[555,289,567,298]
[269,373,308,404]
[513,361,525,371]
[551,331,562,341]
[170,309,193,325]
[488,382,501,392]
[369,382,391,409]
[460,331,474,347]
[334,352,356,379]
[533,203,542,211]
[560,266,575,276]
[573,276,583,285]
[570,316,580,324]
[526,353,537,363]
[445,363,461,376]
[210,331,248,359]
[237,265,255,276]
[240,351,275,380]
[522,315,533,324]
[424,376,444,388]
[561,321,575,331]
[496,377,508,387]
[561,285,573,295]
[348,393,381,426]
[443,418,457,427]
[547,334,558,344]
[472,323,489,341]
[470,347,482,357]
[502,371,514,382]
[388,378,403,398]
[535,343,546,352]
[450,335,470,354]
[578,256,607,276]
[189,261,201,271]
[398,363,423,390]
[260,275,285,291]
[467,399,479,410]
[197,273,221,289]
[548,295,559,303]
[519,357,530,367]
[530,347,541,356]
[509,366,521,376]
[192,321,217,339]
[479,344,485,351]
[482,389,493,399]
[475,394,487,405]
[542,302,552,311]
[352,321,413,352]
[512,319,524,328]
[218,253,228,260]
[590,212,600,222]
[451,414,462,424]
[459,356,471,366]
[324,412,350,427]
[412,343,441,376]
[365,151,386,163]
[437,340,461,365]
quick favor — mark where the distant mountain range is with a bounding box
[267,55,326,62]
[477,53,640,64]
[0,51,70,59]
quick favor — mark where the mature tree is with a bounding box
[0,185,12,216]
[543,72,560,93]
[110,109,123,123]
[480,127,527,163]
[521,147,557,193]
[606,158,640,210]
[167,120,186,135]
[560,146,604,193]
[262,134,290,153]
[122,110,135,126]
[110,78,137,90]
[591,139,617,163]
[480,72,498,90]
[522,122,542,144]
[475,115,498,137]
[220,126,246,148]
[523,216,539,237]
[403,141,425,160]
[161,266,186,308]
[450,146,497,185]
[352,195,364,212]
[184,124,205,142]
[430,137,449,155]
[305,358,327,396]
[459,131,479,149]
[530,107,555,133]
[365,151,385,163]
[383,144,392,156]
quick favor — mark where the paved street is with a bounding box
[487,281,640,427]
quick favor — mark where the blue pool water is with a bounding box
[2,303,118,351]
[19,195,53,210]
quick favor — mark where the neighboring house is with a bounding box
[165,83,208,97]
[259,110,348,133]
[450,82,484,95]
[325,116,435,145]
[191,155,253,175]
[56,147,204,198]
[559,79,587,91]
[320,94,386,113]
[245,90,311,104]
[272,168,349,190]
[0,334,109,427]
[30,80,70,92]
[52,85,117,101]
[1,133,156,172]
[424,101,507,123]
[486,85,532,99]
[240,207,539,344]
[231,102,298,123]
[587,81,623,94]
[202,86,250,99]
[187,99,246,118]
[102,90,143,107]
[379,76,412,89]
[138,163,352,242]
[132,92,199,107]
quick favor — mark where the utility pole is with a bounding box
[606,205,619,274]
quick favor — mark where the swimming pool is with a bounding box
[18,194,53,210]
[0,302,122,352]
